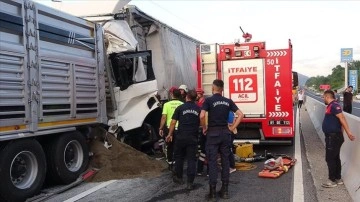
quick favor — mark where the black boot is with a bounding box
[219,183,229,199]
[186,176,195,190]
[207,185,216,201]
[173,176,184,184]
[186,182,194,190]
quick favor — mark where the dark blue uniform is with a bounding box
[202,93,239,186]
[322,101,344,182]
[172,101,201,183]
[228,112,236,169]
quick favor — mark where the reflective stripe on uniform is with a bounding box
[158,139,165,146]
[199,152,206,161]
[167,161,175,165]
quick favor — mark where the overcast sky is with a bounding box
[36,0,360,78]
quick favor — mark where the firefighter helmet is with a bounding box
[179,84,188,92]
[169,86,178,93]
[196,88,204,94]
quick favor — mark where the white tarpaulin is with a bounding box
[103,20,138,54]
[146,24,199,99]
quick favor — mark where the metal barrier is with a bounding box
[305,97,360,201]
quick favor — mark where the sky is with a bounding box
[35,0,360,78]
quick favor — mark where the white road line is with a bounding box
[293,108,304,202]
[64,180,117,202]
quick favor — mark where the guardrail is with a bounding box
[305,97,360,201]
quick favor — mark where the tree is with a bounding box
[305,60,360,92]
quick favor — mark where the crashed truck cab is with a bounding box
[102,20,161,151]
[197,40,298,145]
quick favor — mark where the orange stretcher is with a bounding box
[258,156,297,178]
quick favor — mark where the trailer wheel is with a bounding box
[46,131,89,184]
[0,139,46,202]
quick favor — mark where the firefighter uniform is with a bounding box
[202,93,239,187]
[195,88,207,175]
[172,101,201,185]
[322,100,344,183]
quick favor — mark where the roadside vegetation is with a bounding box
[305,60,360,93]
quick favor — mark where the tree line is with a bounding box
[305,60,360,93]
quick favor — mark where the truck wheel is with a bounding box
[46,131,89,184]
[0,139,46,202]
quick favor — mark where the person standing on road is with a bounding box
[159,88,183,172]
[297,90,304,109]
[321,90,355,188]
[178,84,188,102]
[334,89,341,103]
[228,111,238,174]
[195,88,207,176]
[200,79,243,200]
[166,90,201,190]
[343,86,353,114]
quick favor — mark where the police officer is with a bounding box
[166,90,201,190]
[200,79,244,200]
[321,90,355,188]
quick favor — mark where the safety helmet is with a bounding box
[196,88,204,94]
[169,86,178,93]
[178,84,188,92]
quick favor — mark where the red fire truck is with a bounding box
[197,39,298,145]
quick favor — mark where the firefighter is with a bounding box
[166,90,201,190]
[228,111,237,174]
[159,88,183,172]
[200,79,243,200]
[321,90,355,188]
[195,88,207,176]
[178,84,188,102]
[196,88,205,106]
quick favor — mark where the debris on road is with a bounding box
[27,168,99,202]
[88,129,167,182]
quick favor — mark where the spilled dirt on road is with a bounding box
[88,128,167,182]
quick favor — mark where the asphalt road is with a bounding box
[35,109,320,202]
[305,90,360,117]
[44,144,300,202]
[28,107,353,202]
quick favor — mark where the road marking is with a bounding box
[64,180,117,202]
[293,108,304,202]
[353,107,360,110]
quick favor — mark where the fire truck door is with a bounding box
[222,59,265,116]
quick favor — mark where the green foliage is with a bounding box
[305,60,360,92]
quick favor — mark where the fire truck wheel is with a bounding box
[0,139,46,202]
[46,131,89,184]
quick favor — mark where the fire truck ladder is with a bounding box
[199,44,218,96]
